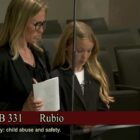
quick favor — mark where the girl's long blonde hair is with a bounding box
[53,21,114,105]
[0,0,47,59]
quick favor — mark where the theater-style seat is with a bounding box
[40,38,58,67]
[114,45,140,88]
[97,29,136,72]
[98,50,140,111]
[67,17,109,34]
[100,125,140,140]
[43,20,62,38]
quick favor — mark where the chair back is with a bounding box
[115,45,140,87]
[43,20,62,38]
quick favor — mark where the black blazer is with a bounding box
[0,43,49,110]
[51,68,107,111]
[51,68,107,140]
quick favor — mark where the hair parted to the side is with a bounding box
[0,0,47,59]
[53,21,114,106]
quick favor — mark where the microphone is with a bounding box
[84,80,91,85]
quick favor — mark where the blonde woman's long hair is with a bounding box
[0,0,47,59]
[53,21,114,106]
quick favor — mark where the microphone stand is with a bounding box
[71,0,77,112]
[70,0,77,140]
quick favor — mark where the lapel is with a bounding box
[74,76,87,109]
[5,44,32,93]
[63,70,87,109]
[84,69,94,102]
[6,44,49,95]
[31,47,49,79]
[84,69,92,94]
[84,69,99,95]
[12,55,32,93]
[84,69,100,110]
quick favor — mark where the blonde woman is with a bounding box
[0,0,51,139]
[0,0,49,111]
[51,21,114,140]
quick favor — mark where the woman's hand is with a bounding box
[22,92,43,111]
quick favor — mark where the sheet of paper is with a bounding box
[33,77,60,111]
